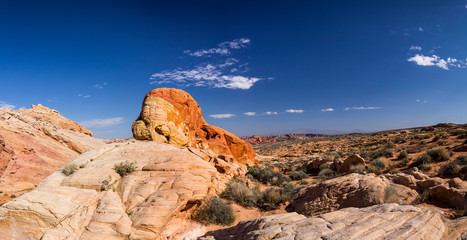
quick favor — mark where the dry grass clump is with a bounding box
[61,163,78,176]
[194,197,235,226]
[113,161,137,177]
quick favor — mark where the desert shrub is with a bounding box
[318,168,335,181]
[438,162,458,177]
[427,148,452,162]
[10,194,16,198]
[419,163,432,172]
[194,197,235,226]
[387,165,400,174]
[349,164,366,174]
[454,156,467,165]
[398,151,409,160]
[247,165,290,186]
[416,190,431,203]
[411,153,432,169]
[367,165,382,175]
[455,207,467,217]
[394,136,406,144]
[371,158,386,169]
[259,184,295,210]
[386,141,396,149]
[221,180,260,207]
[383,185,399,203]
[61,163,78,176]
[299,180,309,185]
[289,170,308,181]
[113,161,137,177]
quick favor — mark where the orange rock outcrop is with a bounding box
[132,88,256,165]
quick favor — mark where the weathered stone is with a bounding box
[339,154,365,172]
[286,173,418,216]
[132,88,256,165]
[200,204,447,240]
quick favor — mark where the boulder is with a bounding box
[339,154,365,172]
[0,105,105,194]
[286,174,418,216]
[132,88,256,165]
[0,141,220,239]
[200,204,450,240]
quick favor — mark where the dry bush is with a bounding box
[61,163,78,176]
[194,197,235,226]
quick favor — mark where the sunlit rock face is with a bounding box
[132,88,256,165]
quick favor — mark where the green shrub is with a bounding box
[10,194,16,198]
[438,162,458,177]
[259,184,294,210]
[194,197,235,226]
[247,165,290,186]
[411,153,431,168]
[387,165,400,174]
[455,156,467,165]
[318,168,335,181]
[371,158,386,170]
[349,164,366,174]
[289,170,308,181]
[398,151,409,160]
[419,163,432,172]
[61,163,78,176]
[221,180,260,207]
[427,148,452,162]
[113,161,137,177]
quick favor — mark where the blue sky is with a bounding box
[1,0,466,139]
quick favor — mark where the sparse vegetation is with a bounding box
[113,161,137,177]
[438,162,458,177]
[61,163,78,176]
[194,197,235,226]
[318,168,335,181]
[258,184,295,210]
[10,194,16,198]
[454,156,467,165]
[398,151,409,160]
[383,185,399,203]
[427,148,452,162]
[221,180,260,207]
[289,170,308,181]
[247,165,290,186]
[349,164,366,174]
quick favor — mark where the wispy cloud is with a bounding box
[93,82,108,89]
[80,117,124,128]
[244,112,256,116]
[416,99,428,103]
[344,107,381,111]
[409,46,422,51]
[184,38,250,57]
[285,109,304,113]
[150,38,265,90]
[407,54,465,70]
[0,101,16,109]
[78,93,91,98]
[418,27,424,32]
[321,108,334,112]
[209,113,236,119]
[265,111,278,115]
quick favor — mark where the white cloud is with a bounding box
[93,82,108,89]
[81,117,124,128]
[409,46,422,51]
[407,54,467,70]
[321,108,334,112]
[244,112,256,116]
[265,111,278,115]
[418,27,424,32]
[416,99,428,103]
[78,94,91,98]
[151,59,261,90]
[344,107,381,111]
[0,101,16,109]
[209,113,235,119]
[285,109,304,113]
[184,38,250,57]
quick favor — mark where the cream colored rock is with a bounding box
[200,204,449,240]
[0,141,220,239]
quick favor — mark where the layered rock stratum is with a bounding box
[132,88,256,165]
[200,203,467,240]
[0,104,104,194]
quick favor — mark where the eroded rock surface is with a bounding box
[132,88,256,165]
[0,141,223,240]
[287,173,418,216]
[200,204,460,240]
[0,105,104,193]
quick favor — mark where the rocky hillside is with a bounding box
[0,104,104,197]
